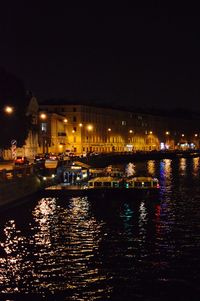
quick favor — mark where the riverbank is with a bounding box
[79,150,200,167]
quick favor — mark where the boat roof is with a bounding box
[73,161,90,169]
[88,177,122,183]
[127,177,159,182]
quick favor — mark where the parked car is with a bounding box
[14,156,29,166]
[48,153,58,160]
[34,154,45,163]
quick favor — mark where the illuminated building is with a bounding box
[37,103,161,154]
[4,98,200,159]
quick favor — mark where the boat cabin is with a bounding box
[88,177,122,188]
[126,177,159,189]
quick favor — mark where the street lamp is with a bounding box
[39,112,48,153]
[4,105,14,115]
[87,124,93,152]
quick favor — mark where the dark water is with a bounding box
[0,158,200,300]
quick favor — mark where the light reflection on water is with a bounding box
[0,158,200,300]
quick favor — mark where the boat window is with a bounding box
[153,181,158,187]
[89,182,93,187]
[134,182,142,187]
[144,182,151,187]
[94,182,102,187]
[113,182,119,187]
[103,182,111,187]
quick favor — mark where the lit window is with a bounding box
[41,123,47,132]
[122,121,126,126]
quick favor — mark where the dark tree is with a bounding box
[0,67,30,149]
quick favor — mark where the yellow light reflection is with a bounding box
[147,160,156,176]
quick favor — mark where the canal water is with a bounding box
[0,158,200,300]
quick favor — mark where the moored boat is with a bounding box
[45,175,160,199]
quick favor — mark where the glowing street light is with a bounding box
[166,131,170,135]
[149,131,153,135]
[195,134,198,137]
[40,113,47,120]
[87,124,93,131]
[79,123,83,127]
[108,128,111,132]
[63,118,68,123]
[4,105,14,114]
[181,134,184,137]
[87,124,93,152]
[129,130,133,134]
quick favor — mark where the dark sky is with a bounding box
[1,3,200,110]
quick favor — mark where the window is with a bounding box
[73,107,77,112]
[41,123,47,132]
[73,116,77,122]
[73,127,77,132]
[122,121,126,126]
[58,132,66,136]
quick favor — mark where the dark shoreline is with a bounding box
[79,150,200,167]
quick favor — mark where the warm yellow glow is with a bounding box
[72,130,75,133]
[40,113,47,120]
[181,134,184,137]
[87,124,93,131]
[129,130,133,133]
[63,118,68,123]
[4,106,14,114]
[166,131,170,135]
[108,128,111,132]
[195,134,198,137]
[79,123,83,127]
[149,131,153,134]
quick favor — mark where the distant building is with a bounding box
[4,98,200,159]
[38,102,160,154]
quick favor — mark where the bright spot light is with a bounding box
[43,177,47,180]
[87,124,93,131]
[4,106,14,114]
[63,118,68,123]
[40,113,47,120]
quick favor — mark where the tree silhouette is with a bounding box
[0,68,30,149]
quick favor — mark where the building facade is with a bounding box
[4,99,199,160]
[36,101,200,155]
[38,103,161,154]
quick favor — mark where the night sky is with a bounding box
[1,3,200,110]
